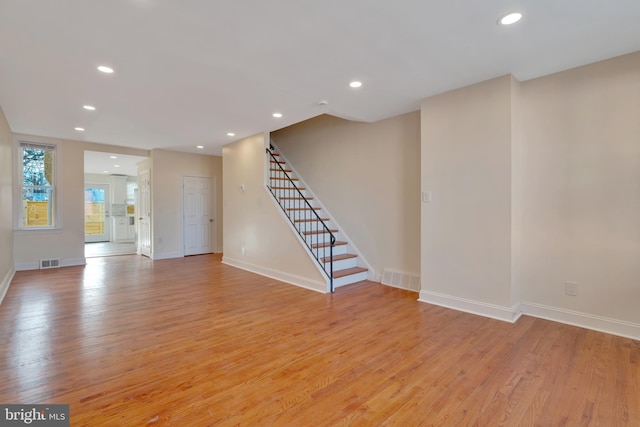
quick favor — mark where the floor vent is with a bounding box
[382,269,420,292]
[40,259,61,269]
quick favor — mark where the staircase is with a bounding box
[266,147,368,292]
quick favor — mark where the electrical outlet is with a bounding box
[565,282,578,296]
[241,247,247,256]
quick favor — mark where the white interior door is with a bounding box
[183,176,215,256]
[84,184,110,242]
[138,169,152,258]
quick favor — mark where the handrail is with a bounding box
[265,148,336,292]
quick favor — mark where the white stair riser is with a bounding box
[294,220,331,232]
[325,257,358,271]
[333,271,368,288]
[272,188,308,198]
[279,199,314,209]
[286,209,322,220]
[304,233,337,246]
[311,244,347,258]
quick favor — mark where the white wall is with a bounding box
[150,149,223,259]
[273,112,421,281]
[420,76,515,318]
[222,133,325,292]
[0,106,14,303]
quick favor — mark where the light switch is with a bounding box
[422,191,432,203]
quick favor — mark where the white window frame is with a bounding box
[14,139,63,231]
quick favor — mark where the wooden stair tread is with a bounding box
[333,267,368,279]
[302,229,338,235]
[312,241,347,249]
[270,168,292,172]
[270,160,285,164]
[295,218,329,223]
[271,186,305,190]
[271,176,298,180]
[321,253,357,263]
[287,207,320,211]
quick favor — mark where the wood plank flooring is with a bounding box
[0,254,638,426]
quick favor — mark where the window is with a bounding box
[18,141,58,229]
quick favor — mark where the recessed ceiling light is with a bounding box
[97,65,114,74]
[272,113,283,118]
[103,170,109,174]
[110,155,118,159]
[83,105,96,111]
[114,164,120,168]
[227,132,236,136]
[74,127,85,131]
[498,12,522,25]
[197,145,204,149]
[349,81,362,88]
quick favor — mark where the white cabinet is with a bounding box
[113,217,135,241]
[111,176,128,204]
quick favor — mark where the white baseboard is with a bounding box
[418,290,522,323]
[0,266,16,307]
[152,251,183,260]
[520,302,640,341]
[60,258,86,268]
[222,256,326,294]
[15,257,86,271]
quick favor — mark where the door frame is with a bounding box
[138,169,152,258]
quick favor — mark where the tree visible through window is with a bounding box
[20,142,56,227]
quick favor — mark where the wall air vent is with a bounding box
[382,269,420,292]
[40,259,60,269]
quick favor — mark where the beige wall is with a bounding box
[518,52,640,324]
[420,52,640,335]
[150,149,223,258]
[222,133,325,292]
[13,134,87,268]
[0,106,14,301]
[272,112,421,280]
[421,76,515,311]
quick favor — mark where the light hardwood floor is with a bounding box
[1,254,638,426]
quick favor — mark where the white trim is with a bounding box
[60,258,86,268]
[14,257,85,271]
[418,290,522,323]
[222,256,326,294]
[152,251,183,260]
[0,266,16,306]
[520,302,640,342]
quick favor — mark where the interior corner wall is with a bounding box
[222,133,326,292]
[272,112,421,279]
[518,51,640,325]
[420,75,514,314]
[0,106,14,302]
[149,149,223,259]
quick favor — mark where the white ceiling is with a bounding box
[84,151,147,177]
[1,1,640,158]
